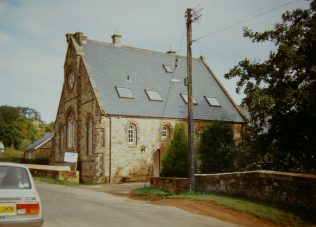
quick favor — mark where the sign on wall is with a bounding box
[64,152,78,163]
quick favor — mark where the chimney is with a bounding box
[166,49,176,55]
[111,33,122,46]
[66,32,87,46]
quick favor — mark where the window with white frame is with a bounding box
[205,96,221,107]
[163,64,172,73]
[59,125,64,152]
[161,126,169,140]
[198,130,203,140]
[116,86,134,99]
[86,116,93,155]
[128,125,136,145]
[180,93,197,105]
[145,89,163,101]
[67,112,76,148]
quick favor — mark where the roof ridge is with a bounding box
[85,39,202,61]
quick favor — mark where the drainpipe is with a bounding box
[102,127,106,181]
[109,117,112,183]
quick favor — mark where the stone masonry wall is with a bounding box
[29,167,79,183]
[108,117,244,183]
[109,117,177,183]
[151,171,316,211]
[150,177,189,193]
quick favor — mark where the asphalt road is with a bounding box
[36,182,238,227]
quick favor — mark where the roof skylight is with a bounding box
[180,93,197,105]
[205,96,221,107]
[115,86,134,99]
[145,90,163,101]
[163,64,173,73]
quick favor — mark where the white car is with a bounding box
[0,162,43,226]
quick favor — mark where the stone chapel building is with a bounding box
[50,32,246,184]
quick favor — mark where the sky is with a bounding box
[0,0,311,122]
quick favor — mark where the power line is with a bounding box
[194,40,234,64]
[177,25,186,56]
[194,0,300,41]
[203,0,229,14]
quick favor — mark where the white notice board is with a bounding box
[64,152,78,163]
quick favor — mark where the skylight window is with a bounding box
[163,64,173,73]
[205,96,221,107]
[115,86,134,99]
[145,90,163,101]
[180,93,197,105]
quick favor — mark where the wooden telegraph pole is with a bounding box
[186,8,195,192]
[185,8,201,192]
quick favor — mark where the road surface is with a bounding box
[36,182,238,227]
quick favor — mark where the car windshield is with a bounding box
[0,166,31,189]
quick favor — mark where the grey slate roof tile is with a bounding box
[25,133,54,152]
[81,39,244,123]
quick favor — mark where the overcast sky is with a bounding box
[0,0,310,122]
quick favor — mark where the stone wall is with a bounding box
[28,164,79,183]
[151,171,316,211]
[150,177,189,193]
[109,118,244,183]
[109,117,176,183]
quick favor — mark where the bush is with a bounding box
[160,123,188,177]
[199,121,236,173]
[0,147,49,165]
[0,147,24,162]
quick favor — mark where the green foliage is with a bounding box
[160,123,188,177]
[0,147,24,163]
[0,105,54,150]
[0,147,49,164]
[199,121,236,173]
[225,1,316,173]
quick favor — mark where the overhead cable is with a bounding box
[194,0,300,41]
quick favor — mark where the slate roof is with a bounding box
[25,133,54,152]
[80,38,245,123]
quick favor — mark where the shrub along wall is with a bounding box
[151,170,316,211]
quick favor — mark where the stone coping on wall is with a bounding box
[26,164,71,171]
[196,170,316,179]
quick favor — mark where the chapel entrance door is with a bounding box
[153,149,160,177]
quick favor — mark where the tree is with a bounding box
[0,105,52,150]
[225,1,316,172]
[198,121,236,173]
[160,123,188,177]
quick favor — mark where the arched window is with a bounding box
[86,116,93,155]
[161,126,169,140]
[67,111,76,148]
[59,125,64,152]
[128,125,136,145]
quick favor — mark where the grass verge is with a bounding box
[133,187,315,226]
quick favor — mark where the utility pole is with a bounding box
[185,8,201,192]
